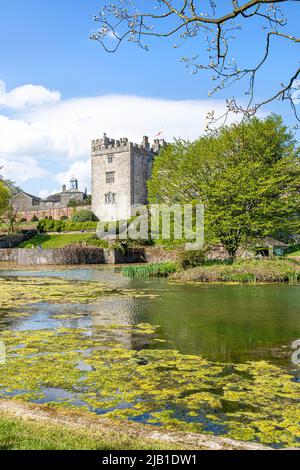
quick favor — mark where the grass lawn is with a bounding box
[0,412,184,451]
[18,233,94,249]
[288,250,300,257]
[0,400,262,450]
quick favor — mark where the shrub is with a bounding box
[86,237,109,248]
[72,210,98,223]
[37,218,98,233]
[60,215,68,221]
[37,219,48,232]
[30,215,39,222]
[179,249,207,269]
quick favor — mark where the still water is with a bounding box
[0,265,299,447]
[1,265,299,362]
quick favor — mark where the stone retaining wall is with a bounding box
[0,230,37,249]
[0,246,179,266]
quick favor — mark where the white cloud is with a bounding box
[56,160,91,193]
[0,80,240,191]
[0,81,61,110]
[27,95,232,156]
[38,189,51,199]
[0,156,49,184]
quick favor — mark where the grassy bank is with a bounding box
[18,233,95,249]
[172,259,300,283]
[288,250,300,258]
[0,401,267,451]
[0,410,183,451]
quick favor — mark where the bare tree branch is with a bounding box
[92,1,300,125]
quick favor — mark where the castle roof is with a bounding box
[46,194,61,202]
[21,191,42,202]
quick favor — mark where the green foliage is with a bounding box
[0,180,21,235]
[85,236,109,248]
[148,116,300,258]
[72,209,98,223]
[179,250,207,269]
[122,262,178,278]
[84,195,92,205]
[0,181,10,216]
[173,258,300,283]
[37,218,98,233]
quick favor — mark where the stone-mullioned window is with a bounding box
[107,155,114,164]
[105,192,116,205]
[106,171,115,184]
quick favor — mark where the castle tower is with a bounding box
[91,133,167,221]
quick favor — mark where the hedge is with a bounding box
[37,219,98,233]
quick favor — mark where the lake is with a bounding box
[0,265,299,448]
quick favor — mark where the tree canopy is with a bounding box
[0,180,10,220]
[148,115,300,257]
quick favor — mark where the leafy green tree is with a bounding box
[0,180,23,234]
[148,115,300,258]
[0,180,10,220]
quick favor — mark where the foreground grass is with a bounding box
[172,258,300,283]
[18,233,95,249]
[0,411,184,451]
[0,401,267,450]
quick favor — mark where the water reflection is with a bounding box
[0,265,300,363]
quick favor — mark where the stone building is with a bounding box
[91,134,167,221]
[13,177,88,220]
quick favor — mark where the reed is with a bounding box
[121,262,178,278]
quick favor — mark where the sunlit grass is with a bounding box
[18,233,94,249]
[0,411,184,450]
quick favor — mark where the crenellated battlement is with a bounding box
[91,133,167,155]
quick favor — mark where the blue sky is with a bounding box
[0,0,299,196]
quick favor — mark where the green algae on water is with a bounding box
[0,326,299,448]
[0,276,159,310]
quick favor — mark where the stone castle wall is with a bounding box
[92,135,166,222]
[92,139,133,222]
